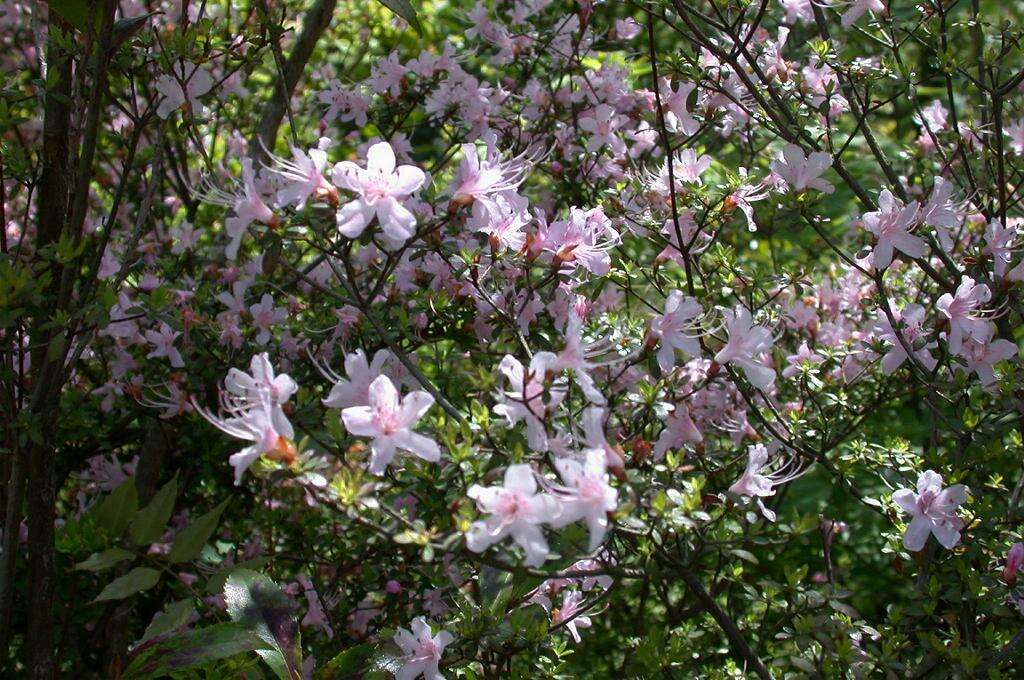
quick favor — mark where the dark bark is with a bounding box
[25,19,73,673]
[24,2,117,674]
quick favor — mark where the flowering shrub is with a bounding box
[4,0,1024,677]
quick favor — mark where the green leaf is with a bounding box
[205,556,270,595]
[224,570,302,680]
[92,478,138,539]
[168,498,229,563]
[46,0,95,32]
[376,0,422,35]
[318,643,375,679]
[74,547,134,572]
[138,599,195,646]
[130,474,178,546]
[123,622,271,679]
[94,567,160,602]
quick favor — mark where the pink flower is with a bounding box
[673,148,712,184]
[445,140,530,208]
[780,0,814,24]
[551,590,592,643]
[841,0,885,27]
[466,464,558,566]
[956,332,1017,390]
[270,140,335,209]
[469,193,529,252]
[553,313,611,404]
[341,375,440,474]
[659,79,700,135]
[1004,543,1024,584]
[728,444,803,521]
[714,306,777,389]
[193,354,298,484]
[651,290,703,372]
[154,61,214,119]
[319,348,393,410]
[550,449,618,551]
[223,160,275,260]
[892,470,966,551]
[145,322,184,368]
[936,276,991,355]
[874,303,937,374]
[863,189,925,269]
[770,144,834,194]
[653,403,703,460]
[781,341,823,378]
[393,617,454,680]
[579,104,626,155]
[332,141,426,244]
[581,407,625,471]
[540,206,620,277]
[1006,120,1024,155]
[248,294,286,345]
[493,352,566,452]
[983,218,1019,278]
[614,17,641,40]
[920,176,962,251]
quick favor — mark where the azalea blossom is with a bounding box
[155,61,214,119]
[493,352,566,452]
[144,321,184,368]
[728,443,804,521]
[393,617,454,680]
[770,144,834,194]
[332,141,426,244]
[445,139,531,208]
[714,306,777,389]
[651,290,703,372]
[466,464,559,566]
[194,354,298,484]
[935,276,991,355]
[873,303,937,374]
[653,403,703,460]
[956,332,1017,390]
[469,192,529,253]
[983,218,1020,278]
[892,470,966,551]
[1004,543,1024,584]
[842,0,885,27]
[550,590,593,643]
[862,189,925,269]
[540,206,620,277]
[318,348,394,410]
[549,449,618,551]
[270,139,336,209]
[249,293,286,345]
[340,375,440,474]
[920,176,962,251]
[579,104,626,155]
[659,78,700,135]
[553,313,612,404]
